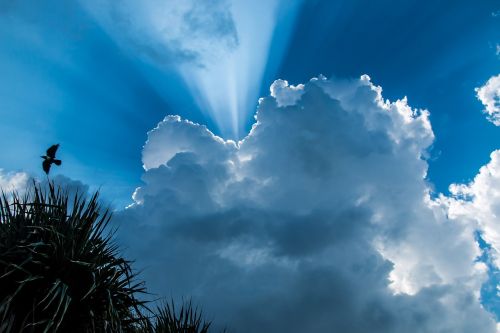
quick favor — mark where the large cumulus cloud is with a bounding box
[115,76,497,332]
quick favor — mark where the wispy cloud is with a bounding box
[80,0,303,139]
[80,0,239,66]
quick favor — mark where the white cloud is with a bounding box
[0,170,92,203]
[115,76,497,332]
[448,150,500,268]
[476,74,500,126]
[0,169,29,193]
[270,79,305,107]
[142,115,237,171]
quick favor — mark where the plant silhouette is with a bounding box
[0,182,148,332]
[0,181,226,332]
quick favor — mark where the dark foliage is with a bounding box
[0,182,148,332]
[0,182,226,332]
[149,301,214,333]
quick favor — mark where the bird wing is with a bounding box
[46,144,59,158]
[42,160,51,174]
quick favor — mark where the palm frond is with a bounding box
[151,300,213,333]
[0,182,148,332]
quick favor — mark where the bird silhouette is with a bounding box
[41,144,62,174]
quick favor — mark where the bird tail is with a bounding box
[53,159,62,166]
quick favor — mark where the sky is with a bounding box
[1,0,500,332]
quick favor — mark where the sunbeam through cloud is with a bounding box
[81,0,303,139]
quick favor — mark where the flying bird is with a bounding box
[41,144,62,174]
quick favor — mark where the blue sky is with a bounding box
[1,0,498,203]
[1,1,500,331]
